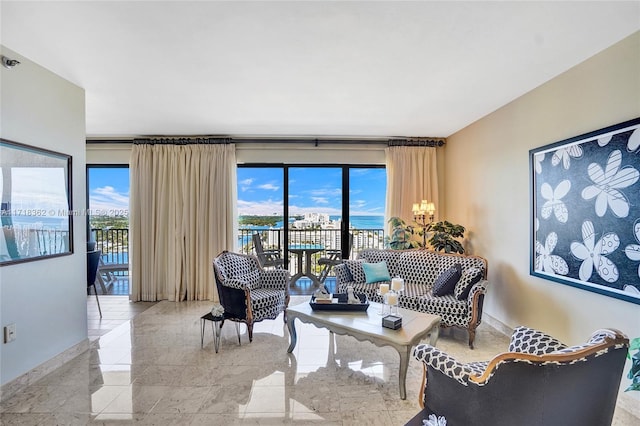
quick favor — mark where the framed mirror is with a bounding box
[1,139,73,265]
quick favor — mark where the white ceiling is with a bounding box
[2,1,639,139]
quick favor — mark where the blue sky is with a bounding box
[88,166,386,217]
[88,168,130,213]
[238,167,386,216]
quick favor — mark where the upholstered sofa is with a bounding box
[334,248,488,348]
[412,327,629,426]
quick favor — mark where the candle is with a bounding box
[386,292,398,306]
[391,277,404,291]
[379,283,389,296]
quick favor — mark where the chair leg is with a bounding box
[235,322,241,345]
[468,328,476,349]
[247,323,254,342]
[91,284,102,318]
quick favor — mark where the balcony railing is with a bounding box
[239,228,386,278]
[91,227,386,280]
[92,228,129,275]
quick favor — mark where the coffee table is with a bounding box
[286,301,441,399]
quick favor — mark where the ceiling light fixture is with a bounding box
[2,55,21,69]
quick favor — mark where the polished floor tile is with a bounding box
[1,296,637,425]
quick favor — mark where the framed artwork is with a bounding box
[0,139,73,266]
[530,117,640,305]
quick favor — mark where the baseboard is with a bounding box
[0,338,89,403]
[482,311,513,338]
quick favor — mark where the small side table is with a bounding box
[200,312,223,353]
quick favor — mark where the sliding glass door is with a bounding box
[237,164,385,260]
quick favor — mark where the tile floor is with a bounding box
[1,296,637,425]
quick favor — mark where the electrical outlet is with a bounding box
[4,323,16,343]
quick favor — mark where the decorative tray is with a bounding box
[310,293,369,311]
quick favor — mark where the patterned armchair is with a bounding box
[212,251,290,342]
[412,326,629,426]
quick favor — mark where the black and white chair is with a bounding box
[212,251,289,343]
[413,326,629,426]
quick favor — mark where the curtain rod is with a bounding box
[133,137,232,145]
[89,136,446,147]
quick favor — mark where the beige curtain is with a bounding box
[129,142,237,302]
[385,146,439,229]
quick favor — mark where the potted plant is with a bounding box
[626,337,640,392]
[386,217,466,254]
[426,220,466,254]
[385,217,422,250]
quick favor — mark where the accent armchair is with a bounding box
[212,251,290,343]
[413,326,629,426]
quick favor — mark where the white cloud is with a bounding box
[311,197,329,204]
[239,178,254,192]
[90,186,129,213]
[258,183,280,191]
[309,187,341,196]
[237,199,283,216]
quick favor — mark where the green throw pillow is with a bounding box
[362,261,391,284]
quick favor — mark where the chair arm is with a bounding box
[223,270,261,291]
[413,344,476,386]
[259,269,291,289]
[466,280,487,310]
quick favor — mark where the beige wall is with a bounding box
[87,142,386,165]
[444,32,640,411]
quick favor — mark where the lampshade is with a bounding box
[426,202,436,216]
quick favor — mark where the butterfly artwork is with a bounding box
[570,221,619,283]
[535,232,569,276]
[581,149,639,218]
[540,180,570,223]
[530,117,640,304]
[552,144,583,169]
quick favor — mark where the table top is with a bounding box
[288,244,324,252]
[286,300,441,346]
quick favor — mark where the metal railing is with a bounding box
[91,227,386,280]
[239,228,386,277]
[91,228,129,275]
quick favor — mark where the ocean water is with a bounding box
[238,215,384,230]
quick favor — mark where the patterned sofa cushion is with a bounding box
[454,266,483,300]
[402,293,469,327]
[508,326,568,355]
[344,259,367,283]
[398,250,441,285]
[433,264,462,296]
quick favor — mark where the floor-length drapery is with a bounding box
[385,146,439,229]
[129,142,237,302]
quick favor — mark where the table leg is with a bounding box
[212,321,221,353]
[429,325,440,346]
[287,317,297,353]
[200,318,205,348]
[303,251,322,287]
[290,252,304,286]
[398,345,411,400]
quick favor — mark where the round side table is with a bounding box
[200,312,223,353]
